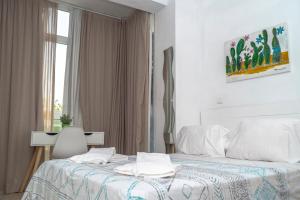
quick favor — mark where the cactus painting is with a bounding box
[224,23,290,82]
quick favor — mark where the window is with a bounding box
[57,10,70,37]
[52,9,71,132]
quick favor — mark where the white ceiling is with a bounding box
[57,0,168,18]
[109,0,168,13]
[59,0,135,18]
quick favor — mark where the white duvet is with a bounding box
[22,154,300,200]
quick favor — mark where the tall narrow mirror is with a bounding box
[163,47,175,153]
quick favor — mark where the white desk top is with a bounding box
[31,131,104,146]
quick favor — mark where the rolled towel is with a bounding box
[69,147,116,164]
[114,152,178,178]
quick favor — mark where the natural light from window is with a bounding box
[53,9,70,132]
[57,10,70,37]
[54,43,67,108]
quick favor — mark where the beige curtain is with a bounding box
[107,20,127,153]
[79,10,150,155]
[79,12,126,153]
[0,0,56,193]
[125,11,150,154]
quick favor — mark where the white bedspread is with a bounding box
[22,154,300,200]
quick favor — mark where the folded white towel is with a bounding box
[110,154,129,162]
[69,153,112,164]
[114,163,137,176]
[114,152,178,178]
[89,147,116,155]
[69,147,116,164]
[136,152,176,177]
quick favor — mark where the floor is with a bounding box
[0,193,23,200]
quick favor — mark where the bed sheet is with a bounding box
[22,154,300,200]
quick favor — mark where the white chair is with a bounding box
[52,127,88,159]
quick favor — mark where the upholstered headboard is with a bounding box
[201,100,300,130]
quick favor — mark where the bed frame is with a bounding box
[201,99,300,129]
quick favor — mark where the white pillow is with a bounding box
[176,125,206,155]
[226,118,300,163]
[176,125,229,157]
[290,122,300,163]
[204,125,230,157]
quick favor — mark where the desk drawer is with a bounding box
[31,131,104,146]
[85,132,104,145]
[31,131,57,146]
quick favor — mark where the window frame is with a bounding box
[57,5,72,45]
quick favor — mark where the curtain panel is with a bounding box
[79,12,127,153]
[0,0,57,193]
[79,10,150,155]
[125,11,150,154]
[63,9,83,127]
[43,2,58,132]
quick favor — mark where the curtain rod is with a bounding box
[49,0,128,20]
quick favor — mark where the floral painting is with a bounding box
[225,23,290,82]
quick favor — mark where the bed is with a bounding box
[22,153,300,200]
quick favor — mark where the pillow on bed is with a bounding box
[204,125,230,157]
[226,118,300,163]
[176,125,206,155]
[291,122,300,163]
[176,125,229,157]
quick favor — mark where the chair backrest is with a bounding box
[52,127,88,159]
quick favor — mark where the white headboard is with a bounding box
[202,100,300,130]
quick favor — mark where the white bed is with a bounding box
[22,101,300,200]
[22,154,300,200]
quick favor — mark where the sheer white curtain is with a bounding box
[63,8,83,127]
[43,2,57,132]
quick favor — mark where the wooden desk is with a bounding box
[19,131,104,192]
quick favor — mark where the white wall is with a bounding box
[199,0,300,111]
[175,0,300,130]
[175,0,203,132]
[153,0,300,152]
[153,0,175,153]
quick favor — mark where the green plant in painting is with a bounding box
[272,27,281,63]
[258,52,264,65]
[262,30,271,64]
[236,39,245,71]
[250,42,263,68]
[230,47,237,72]
[244,53,251,70]
[226,56,231,74]
[60,114,72,128]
